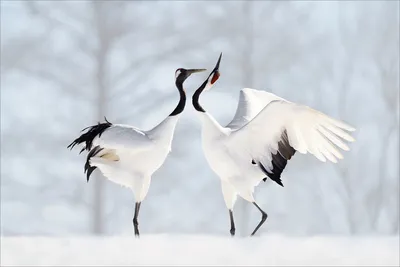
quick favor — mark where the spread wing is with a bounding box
[225,88,287,130]
[228,99,356,176]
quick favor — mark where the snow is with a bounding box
[1,234,398,266]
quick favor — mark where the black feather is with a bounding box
[257,129,296,187]
[259,161,284,187]
[84,145,104,182]
[67,119,112,153]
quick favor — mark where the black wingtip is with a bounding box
[259,161,285,187]
[262,176,284,187]
[256,131,297,188]
[276,178,284,187]
[67,139,76,150]
[86,166,96,182]
[84,145,104,182]
[80,125,91,133]
[68,119,112,154]
[67,138,80,151]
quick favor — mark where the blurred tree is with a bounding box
[1,0,217,235]
[1,0,398,236]
[332,0,399,234]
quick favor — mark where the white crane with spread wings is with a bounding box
[192,53,356,236]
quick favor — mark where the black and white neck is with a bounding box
[192,80,208,113]
[170,68,207,116]
[169,80,186,117]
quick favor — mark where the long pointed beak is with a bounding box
[207,52,222,85]
[212,52,222,73]
[187,68,207,75]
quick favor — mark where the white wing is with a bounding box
[229,99,356,166]
[225,88,287,130]
[93,124,154,153]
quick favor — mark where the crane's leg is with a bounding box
[250,202,268,236]
[132,176,151,238]
[229,209,236,236]
[221,181,237,236]
[133,202,141,237]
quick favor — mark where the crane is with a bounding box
[192,53,356,237]
[68,67,206,237]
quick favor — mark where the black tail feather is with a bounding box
[84,145,104,182]
[67,119,112,153]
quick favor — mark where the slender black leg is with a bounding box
[229,209,236,236]
[133,202,141,237]
[250,202,268,236]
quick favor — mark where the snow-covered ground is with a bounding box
[1,234,398,266]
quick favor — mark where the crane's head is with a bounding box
[175,68,207,85]
[204,52,222,91]
[192,53,222,112]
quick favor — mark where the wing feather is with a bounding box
[93,124,154,153]
[229,99,356,164]
[225,88,286,130]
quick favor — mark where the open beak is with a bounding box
[187,68,207,75]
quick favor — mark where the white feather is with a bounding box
[226,88,287,130]
[93,124,154,153]
[229,98,356,164]
[89,116,180,201]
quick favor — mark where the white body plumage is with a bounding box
[89,115,180,201]
[68,67,207,237]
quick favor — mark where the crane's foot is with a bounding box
[133,219,140,238]
[230,227,236,237]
